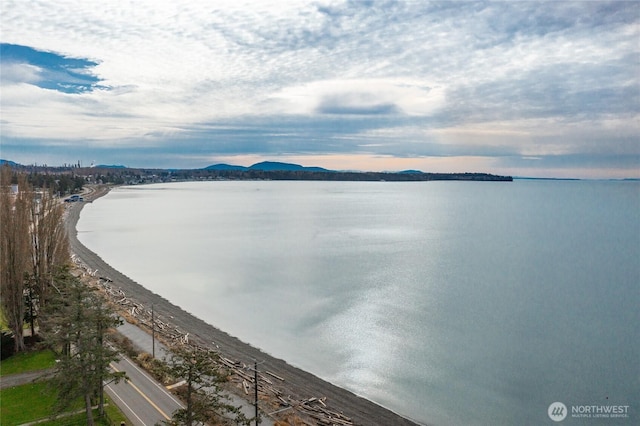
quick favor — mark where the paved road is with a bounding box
[115,321,273,425]
[106,354,183,426]
[0,353,182,426]
[0,369,54,389]
[117,320,171,360]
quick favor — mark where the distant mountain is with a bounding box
[204,161,330,172]
[94,164,127,169]
[398,170,424,174]
[0,159,20,167]
[203,163,250,171]
[248,161,329,172]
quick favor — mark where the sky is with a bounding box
[0,0,638,178]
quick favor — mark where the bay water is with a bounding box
[77,180,639,425]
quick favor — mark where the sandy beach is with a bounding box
[65,185,421,426]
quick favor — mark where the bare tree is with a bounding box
[0,168,30,352]
[27,183,69,333]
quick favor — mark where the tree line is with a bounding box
[8,162,513,186]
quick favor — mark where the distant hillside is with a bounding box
[249,161,329,172]
[0,159,20,167]
[1,159,514,183]
[204,163,251,171]
[94,164,127,169]
[196,167,511,182]
[204,161,330,172]
[398,170,424,174]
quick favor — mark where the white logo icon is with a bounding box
[548,401,568,422]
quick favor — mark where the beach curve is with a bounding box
[64,184,423,426]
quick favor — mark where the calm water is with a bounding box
[78,180,639,425]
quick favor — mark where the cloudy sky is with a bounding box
[1,0,638,178]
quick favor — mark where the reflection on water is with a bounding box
[78,180,640,425]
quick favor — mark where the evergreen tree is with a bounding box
[162,344,248,426]
[41,271,125,425]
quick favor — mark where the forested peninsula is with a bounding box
[2,159,512,186]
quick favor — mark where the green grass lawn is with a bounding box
[0,381,128,426]
[27,404,127,426]
[0,381,57,425]
[1,349,128,425]
[0,349,56,376]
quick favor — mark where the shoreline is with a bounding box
[65,185,422,426]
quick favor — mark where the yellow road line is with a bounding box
[111,363,171,420]
[106,383,147,426]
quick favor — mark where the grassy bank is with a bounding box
[1,381,59,424]
[0,381,127,426]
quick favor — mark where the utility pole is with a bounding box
[248,360,264,425]
[254,360,259,425]
[151,304,155,358]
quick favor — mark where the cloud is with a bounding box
[267,79,445,117]
[0,0,638,178]
[0,62,42,84]
[317,96,400,116]
[0,43,104,93]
